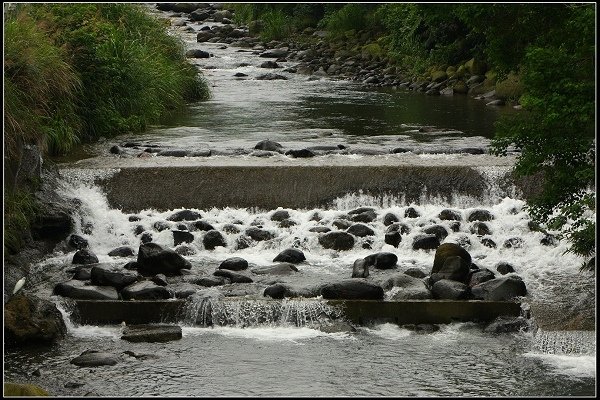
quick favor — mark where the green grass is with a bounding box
[4,189,39,254]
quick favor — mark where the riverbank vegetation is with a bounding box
[228,3,596,269]
[4,3,209,254]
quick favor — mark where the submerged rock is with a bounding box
[213,269,253,283]
[70,350,118,367]
[121,324,182,343]
[251,263,299,275]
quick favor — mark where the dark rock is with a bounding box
[309,226,331,233]
[256,73,287,80]
[383,274,432,300]
[467,209,494,222]
[495,262,516,275]
[468,268,496,287]
[320,279,384,300]
[70,351,118,367]
[364,252,398,270]
[423,225,449,241]
[222,224,240,234]
[470,222,491,236]
[319,231,355,250]
[234,72,248,77]
[285,149,315,158]
[273,248,306,263]
[90,265,138,290]
[383,213,399,226]
[264,283,295,299]
[271,209,290,221]
[54,280,119,300]
[403,267,427,279]
[347,223,375,237]
[431,279,470,300]
[404,207,420,218]
[173,230,195,246]
[259,48,289,58]
[140,232,153,244]
[134,225,145,235]
[432,243,472,273]
[484,316,530,334]
[352,258,369,278]
[137,242,192,276]
[245,226,276,242]
[153,221,171,232]
[121,324,182,343]
[351,210,377,223]
[108,246,135,257]
[412,234,440,250]
[430,256,471,284]
[68,234,88,250]
[72,266,92,280]
[332,219,352,230]
[318,321,357,334]
[260,60,279,68]
[348,207,375,215]
[173,284,198,299]
[123,261,139,271]
[471,275,527,301]
[167,210,202,222]
[189,220,215,232]
[279,219,297,228]
[384,231,402,247]
[152,274,168,286]
[438,209,462,221]
[186,49,210,58]
[4,294,67,346]
[449,221,461,232]
[213,269,253,283]
[481,238,496,248]
[503,237,524,248]
[540,234,559,246]
[72,249,99,265]
[254,140,282,151]
[219,257,249,271]
[157,149,189,157]
[121,280,172,300]
[251,263,299,275]
[203,230,227,250]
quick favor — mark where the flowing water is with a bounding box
[6,8,595,397]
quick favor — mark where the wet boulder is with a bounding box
[350,210,377,223]
[245,226,276,241]
[68,234,88,250]
[256,73,288,81]
[503,237,524,248]
[90,265,138,290]
[273,248,306,263]
[481,238,496,248]
[259,48,289,58]
[72,265,92,280]
[412,234,440,250]
[430,256,471,284]
[484,316,530,334]
[285,149,315,158]
[173,230,195,246]
[152,274,168,286]
[468,209,494,222]
[251,263,299,275]
[213,269,253,283]
[72,249,99,265]
[383,213,399,226]
[495,262,516,275]
[153,221,171,232]
[320,279,384,300]
[222,224,240,234]
[187,275,230,287]
[431,279,470,300]
[438,209,462,221]
[423,225,449,241]
[264,283,296,299]
[468,268,496,287]
[203,230,227,250]
[279,219,297,228]
[471,275,527,301]
[270,209,290,221]
[167,210,202,222]
[364,252,398,270]
[404,207,421,218]
[432,243,472,273]
[219,257,249,271]
[470,222,491,236]
[403,267,427,279]
[189,220,215,232]
[121,324,182,343]
[318,231,355,250]
[54,280,119,300]
[382,274,432,300]
[137,242,192,276]
[347,223,375,237]
[70,350,118,367]
[108,246,135,257]
[332,219,352,230]
[309,226,331,233]
[121,280,172,300]
[4,294,67,346]
[351,258,369,278]
[186,49,210,58]
[254,140,283,152]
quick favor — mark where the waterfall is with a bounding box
[181,292,344,328]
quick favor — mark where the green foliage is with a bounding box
[4,189,39,254]
[259,10,291,41]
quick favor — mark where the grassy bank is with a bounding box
[4,3,210,254]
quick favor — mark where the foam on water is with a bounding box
[523,353,596,379]
[182,326,336,343]
[363,323,412,340]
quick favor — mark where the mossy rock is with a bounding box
[455,65,466,78]
[452,80,468,94]
[495,72,524,101]
[468,78,496,96]
[344,29,356,39]
[446,66,456,75]
[4,383,49,396]
[485,70,498,84]
[361,43,382,58]
[464,58,487,75]
[431,70,447,83]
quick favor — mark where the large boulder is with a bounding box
[350,210,377,223]
[364,252,398,269]
[432,243,472,273]
[121,281,172,300]
[273,248,306,263]
[412,234,440,250]
[213,269,253,283]
[318,231,355,250]
[218,257,249,271]
[321,279,384,300]
[245,226,276,241]
[70,350,118,367]
[121,324,182,343]
[54,280,119,300]
[347,223,375,237]
[430,256,471,284]
[468,268,496,287]
[438,209,462,221]
[203,230,227,250]
[251,263,299,275]
[467,209,494,222]
[108,246,135,257]
[72,249,99,265]
[173,230,195,246]
[352,258,369,278]
[431,279,470,300]
[254,140,283,152]
[423,225,449,241]
[190,220,215,232]
[4,294,67,346]
[382,274,432,300]
[137,243,192,276]
[167,210,202,222]
[270,209,290,221]
[68,234,88,250]
[471,275,527,301]
[90,265,138,290]
[383,213,400,225]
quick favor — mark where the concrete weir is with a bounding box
[70,299,521,326]
[64,155,523,212]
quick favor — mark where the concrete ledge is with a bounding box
[71,299,521,326]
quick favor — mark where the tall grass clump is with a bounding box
[259,10,292,41]
[320,4,381,37]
